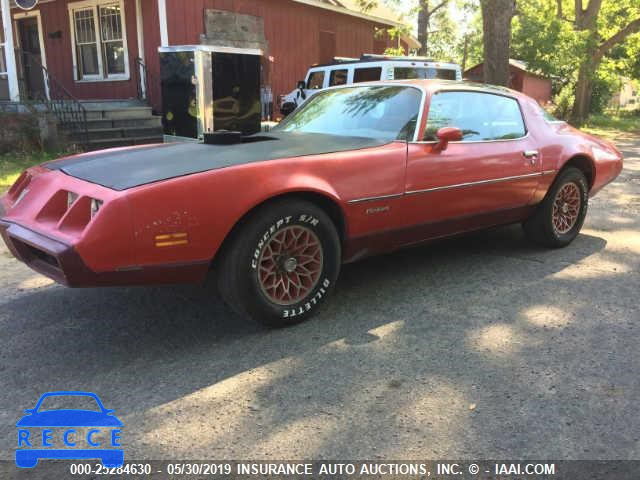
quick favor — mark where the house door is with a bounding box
[17,17,46,99]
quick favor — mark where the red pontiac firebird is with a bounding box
[0,80,623,326]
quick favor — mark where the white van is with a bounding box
[280,54,462,116]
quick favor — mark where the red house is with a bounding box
[1,0,418,121]
[464,59,552,105]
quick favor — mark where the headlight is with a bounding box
[67,192,78,209]
[90,198,103,218]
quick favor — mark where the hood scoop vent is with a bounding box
[203,131,278,145]
[204,131,243,145]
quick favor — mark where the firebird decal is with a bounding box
[365,206,390,215]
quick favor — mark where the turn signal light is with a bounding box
[155,233,188,247]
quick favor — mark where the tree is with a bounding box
[480,0,517,86]
[416,1,450,56]
[359,0,476,59]
[570,1,640,122]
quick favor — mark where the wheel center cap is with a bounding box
[561,203,569,214]
[283,257,298,273]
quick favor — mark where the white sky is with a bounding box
[392,0,471,33]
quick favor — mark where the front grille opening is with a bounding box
[25,244,60,268]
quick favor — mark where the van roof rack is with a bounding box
[311,54,457,68]
[359,53,436,62]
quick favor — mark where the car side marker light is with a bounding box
[155,233,189,247]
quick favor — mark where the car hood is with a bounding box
[16,410,123,427]
[46,132,390,191]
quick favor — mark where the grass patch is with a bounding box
[581,112,640,140]
[0,151,60,193]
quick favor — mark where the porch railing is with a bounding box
[16,49,89,149]
[134,56,161,113]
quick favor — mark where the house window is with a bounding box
[69,0,128,81]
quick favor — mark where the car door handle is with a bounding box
[523,150,539,165]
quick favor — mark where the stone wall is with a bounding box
[201,9,268,52]
[0,111,59,153]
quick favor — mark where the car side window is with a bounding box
[487,94,527,139]
[353,67,382,83]
[329,69,348,86]
[307,71,324,89]
[423,91,526,141]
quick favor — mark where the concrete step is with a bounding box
[82,116,163,129]
[84,106,154,121]
[83,126,164,141]
[85,135,164,151]
[80,99,146,110]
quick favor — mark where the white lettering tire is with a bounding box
[217,199,341,327]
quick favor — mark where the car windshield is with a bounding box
[37,395,101,412]
[277,85,423,141]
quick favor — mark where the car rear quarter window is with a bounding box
[329,69,348,86]
[353,67,382,83]
[307,71,325,89]
[424,90,526,141]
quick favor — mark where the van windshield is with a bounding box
[277,85,422,141]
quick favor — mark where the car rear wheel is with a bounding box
[217,199,341,327]
[523,167,589,248]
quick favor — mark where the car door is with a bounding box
[401,89,541,237]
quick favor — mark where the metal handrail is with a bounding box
[133,56,147,102]
[134,56,163,114]
[16,49,89,149]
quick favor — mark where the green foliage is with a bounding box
[552,83,575,120]
[372,0,484,66]
[0,151,58,193]
[581,111,640,139]
[510,0,640,116]
[511,1,583,93]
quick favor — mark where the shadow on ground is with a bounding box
[1,138,638,461]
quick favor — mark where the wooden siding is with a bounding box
[162,0,397,109]
[13,0,398,108]
[32,0,140,99]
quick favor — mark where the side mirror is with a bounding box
[296,80,306,90]
[434,127,462,152]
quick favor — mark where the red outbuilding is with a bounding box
[464,59,552,104]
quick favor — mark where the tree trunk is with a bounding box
[480,0,516,86]
[417,0,429,56]
[569,13,640,123]
[571,59,596,124]
[416,0,448,57]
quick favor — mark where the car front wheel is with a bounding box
[217,199,341,327]
[523,166,589,248]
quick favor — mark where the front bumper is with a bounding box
[0,220,209,287]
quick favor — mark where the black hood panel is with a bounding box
[47,132,390,191]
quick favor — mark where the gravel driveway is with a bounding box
[1,137,638,461]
